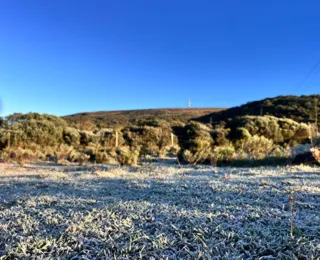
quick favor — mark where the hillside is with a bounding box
[195,95,320,126]
[63,108,225,127]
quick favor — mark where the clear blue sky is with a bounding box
[1,0,320,116]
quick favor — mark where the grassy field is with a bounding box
[0,161,319,259]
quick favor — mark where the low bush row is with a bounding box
[0,113,315,166]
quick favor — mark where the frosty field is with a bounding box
[0,161,319,259]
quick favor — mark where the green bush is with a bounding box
[63,127,81,146]
[122,121,174,157]
[181,148,211,165]
[79,130,97,146]
[116,146,141,166]
[95,129,124,149]
[0,113,67,147]
[228,116,310,145]
[211,127,230,146]
[210,144,236,165]
[177,121,214,164]
[242,135,274,159]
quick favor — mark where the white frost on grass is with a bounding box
[0,162,319,259]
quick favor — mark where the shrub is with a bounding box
[63,127,81,146]
[176,121,214,164]
[116,146,141,166]
[0,113,67,148]
[95,129,124,149]
[93,151,118,164]
[180,122,212,149]
[233,127,251,148]
[79,131,97,146]
[211,127,230,146]
[122,121,174,157]
[229,116,310,146]
[181,148,211,165]
[210,144,236,165]
[242,135,274,159]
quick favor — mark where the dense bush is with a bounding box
[227,116,310,145]
[242,135,274,159]
[177,116,310,165]
[116,146,141,166]
[177,121,214,164]
[122,120,176,157]
[210,144,235,165]
[95,128,125,149]
[0,113,66,148]
[63,127,81,147]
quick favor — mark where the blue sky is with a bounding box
[0,0,320,116]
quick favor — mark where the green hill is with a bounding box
[195,95,320,126]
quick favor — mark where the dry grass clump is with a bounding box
[310,148,320,163]
[53,144,74,164]
[94,151,118,165]
[68,151,90,165]
[0,147,38,166]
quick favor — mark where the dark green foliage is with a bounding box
[122,120,174,157]
[63,127,81,146]
[0,113,66,148]
[211,127,230,146]
[196,94,320,127]
[227,116,309,146]
[79,131,97,146]
[177,121,213,152]
[177,116,310,165]
[177,121,214,164]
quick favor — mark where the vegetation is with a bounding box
[0,96,320,258]
[196,94,320,127]
[63,108,225,129]
[0,164,319,258]
[0,95,319,166]
[177,115,310,165]
[0,114,179,166]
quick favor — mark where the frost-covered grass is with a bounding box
[0,162,319,259]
